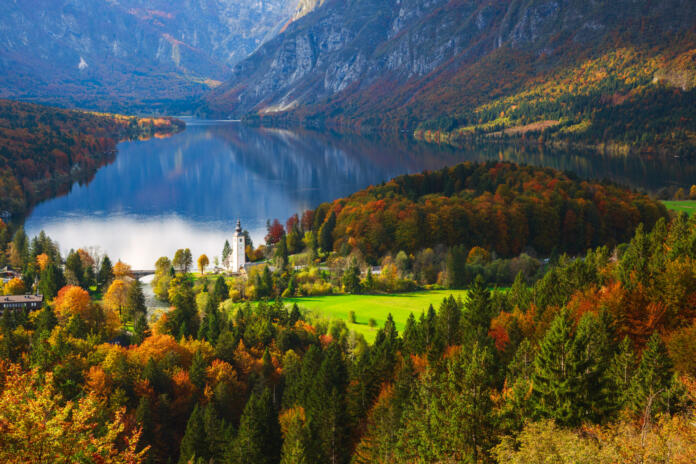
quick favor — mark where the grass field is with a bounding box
[284,290,470,342]
[663,200,696,216]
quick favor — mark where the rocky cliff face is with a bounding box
[0,0,297,111]
[202,0,696,125]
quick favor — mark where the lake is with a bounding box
[24,119,696,268]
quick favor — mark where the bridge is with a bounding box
[131,270,155,279]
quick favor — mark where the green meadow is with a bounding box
[284,290,469,342]
[662,200,696,216]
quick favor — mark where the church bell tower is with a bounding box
[232,219,246,273]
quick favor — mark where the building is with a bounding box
[0,294,44,312]
[231,219,246,273]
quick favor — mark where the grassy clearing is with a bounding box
[662,200,696,216]
[284,290,470,342]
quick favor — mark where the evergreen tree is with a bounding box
[190,349,207,393]
[212,276,228,306]
[289,303,302,326]
[461,275,494,350]
[65,250,84,288]
[318,212,336,253]
[608,336,637,410]
[97,255,113,290]
[126,279,147,322]
[228,389,280,464]
[275,235,289,269]
[629,333,673,419]
[132,312,149,345]
[135,396,155,462]
[39,263,65,300]
[436,295,461,346]
[179,404,207,464]
[341,260,361,294]
[532,308,585,426]
[279,408,314,464]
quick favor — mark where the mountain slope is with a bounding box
[0,0,298,112]
[203,0,696,154]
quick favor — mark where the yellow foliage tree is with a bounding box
[113,260,133,279]
[104,279,130,318]
[3,277,25,296]
[54,285,92,322]
[198,254,209,275]
[36,253,50,271]
[0,363,147,464]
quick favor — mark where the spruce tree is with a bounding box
[436,295,461,346]
[212,276,228,306]
[190,350,207,394]
[532,308,584,426]
[608,336,637,410]
[228,389,280,464]
[279,408,313,464]
[629,333,673,418]
[126,279,147,321]
[462,275,494,349]
[179,404,206,464]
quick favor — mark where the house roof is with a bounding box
[1,294,43,303]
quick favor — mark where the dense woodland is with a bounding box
[0,158,694,463]
[0,99,184,217]
[1,199,696,463]
[286,161,667,261]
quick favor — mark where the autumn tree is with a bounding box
[198,254,209,275]
[0,363,147,464]
[104,279,130,320]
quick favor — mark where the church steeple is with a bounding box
[232,219,246,273]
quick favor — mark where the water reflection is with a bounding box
[24,120,695,268]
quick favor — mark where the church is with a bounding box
[231,219,246,273]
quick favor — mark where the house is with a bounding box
[0,294,44,312]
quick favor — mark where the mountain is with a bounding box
[0,0,298,112]
[203,0,696,155]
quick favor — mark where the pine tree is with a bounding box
[608,336,637,410]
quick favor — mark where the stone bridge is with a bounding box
[132,270,155,279]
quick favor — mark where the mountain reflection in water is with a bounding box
[24,120,696,268]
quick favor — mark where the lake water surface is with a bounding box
[24,119,696,268]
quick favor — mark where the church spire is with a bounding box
[235,219,242,234]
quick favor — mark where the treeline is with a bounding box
[0,99,184,216]
[2,213,696,462]
[284,161,666,262]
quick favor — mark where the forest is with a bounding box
[0,99,184,217]
[0,156,694,462]
[1,200,696,463]
[286,161,667,261]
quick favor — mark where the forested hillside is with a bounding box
[204,0,696,156]
[1,206,696,463]
[293,161,667,261]
[0,99,184,217]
